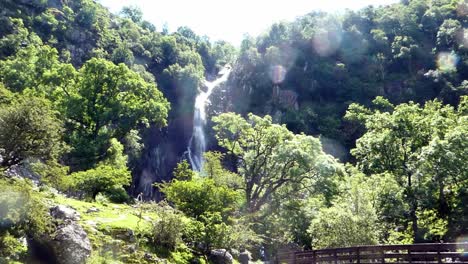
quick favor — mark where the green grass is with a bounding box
[52,195,158,232]
[47,194,164,263]
[46,193,200,263]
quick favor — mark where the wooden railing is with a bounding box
[277,243,468,264]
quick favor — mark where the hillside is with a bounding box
[0,0,467,263]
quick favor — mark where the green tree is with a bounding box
[173,160,195,181]
[436,19,462,49]
[66,58,169,168]
[0,96,66,168]
[345,96,465,242]
[70,138,131,200]
[161,163,250,254]
[162,176,241,220]
[308,190,379,248]
[202,152,243,190]
[416,108,468,238]
[0,44,76,100]
[120,6,143,23]
[212,113,334,213]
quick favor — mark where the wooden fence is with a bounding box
[277,243,468,264]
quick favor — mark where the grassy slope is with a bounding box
[49,194,162,263]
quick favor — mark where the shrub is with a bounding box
[0,232,27,261]
[70,165,130,200]
[104,186,131,203]
[152,206,186,251]
[0,177,51,261]
[31,160,71,191]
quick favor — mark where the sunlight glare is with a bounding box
[312,28,342,57]
[437,52,459,73]
[455,236,467,256]
[269,65,287,84]
[459,28,468,49]
[0,190,27,224]
[457,1,468,17]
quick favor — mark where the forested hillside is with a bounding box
[0,0,466,263]
[228,0,467,158]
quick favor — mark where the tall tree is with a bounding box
[65,58,169,168]
[345,96,466,242]
[212,113,336,213]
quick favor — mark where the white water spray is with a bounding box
[187,66,232,171]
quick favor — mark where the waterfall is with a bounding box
[187,65,232,171]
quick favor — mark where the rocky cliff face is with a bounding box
[132,117,193,200]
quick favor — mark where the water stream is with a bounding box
[187,66,231,171]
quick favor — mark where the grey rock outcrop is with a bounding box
[43,205,92,264]
[239,249,252,264]
[209,249,233,264]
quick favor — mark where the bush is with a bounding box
[104,186,131,204]
[0,96,67,168]
[152,206,186,251]
[0,177,51,263]
[161,177,241,220]
[31,161,71,191]
[70,165,130,200]
[170,247,197,264]
[0,232,27,261]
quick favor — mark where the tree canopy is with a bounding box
[213,113,337,212]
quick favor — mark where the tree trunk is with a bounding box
[438,179,449,217]
[408,172,419,242]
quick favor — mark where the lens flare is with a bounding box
[0,190,27,224]
[269,65,287,84]
[312,29,342,57]
[457,1,468,17]
[458,28,468,49]
[455,236,467,256]
[437,52,459,73]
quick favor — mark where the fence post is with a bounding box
[312,250,316,264]
[408,247,412,264]
[437,245,442,264]
[334,250,338,264]
[357,247,360,264]
[381,247,385,264]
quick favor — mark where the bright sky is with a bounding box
[98,0,400,45]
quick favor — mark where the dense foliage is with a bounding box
[0,0,466,263]
[229,0,467,157]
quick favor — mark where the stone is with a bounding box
[239,249,252,264]
[51,222,92,264]
[33,205,91,264]
[86,207,100,213]
[144,252,156,262]
[126,244,137,253]
[50,205,80,221]
[209,249,233,264]
[110,228,136,243]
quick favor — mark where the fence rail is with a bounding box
[277,243,468,264]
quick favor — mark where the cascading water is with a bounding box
[187,65,232,171]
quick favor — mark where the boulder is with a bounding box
[51,222,92,264]
[239,249,252,264]
[209,249,233,264]
[50,205,81,221]
[107,228,136,243]
[34,205,91,264]
[86,207,100,213]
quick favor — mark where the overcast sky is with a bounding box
[98,0,400,45]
